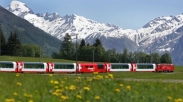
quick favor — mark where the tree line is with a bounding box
[52,33,172,63]
[0,24,43,57]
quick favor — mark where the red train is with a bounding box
[0,61,174,73]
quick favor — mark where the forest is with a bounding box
[52,33,172,63]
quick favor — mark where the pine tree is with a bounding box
[7,32,21,56]
[0,24,6,55]
[60,33,74,59]
[93,38,102,47]
[160,52,172,63]
[121,48,128,63]
[80,39,85,48]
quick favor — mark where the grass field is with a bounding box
[0,56,183,102]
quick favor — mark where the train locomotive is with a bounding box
[0,61,174,73]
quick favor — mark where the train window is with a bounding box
[24,63,44,69]
[54,64,74,69]
[98,64,104,69]
[111,65,129,69]
[0,63,13,68]
[137,65,153,69]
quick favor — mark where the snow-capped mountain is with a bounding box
[136,14,183,53]
[5,0,183,65]
[6,0,138,52]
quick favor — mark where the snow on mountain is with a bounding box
[6,0,34,18]
[136,14,183,53]
[5,0,183,65]
[6,0,135,40]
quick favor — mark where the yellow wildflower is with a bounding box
[16,82,22,86]
[105,76,109,79]
[126,85,131,91]
[16,73,20,77]
[28,100,34,102]
[95,96,100,100]
[56,89,62,93]
[53,81,59,84]
[119,84,123,87]
[13,92,18,96]
[167,96,172,100]
[49,74,53,77]
[61,95,69,100]
[108,73,113,77]
[52,92,59,96]
[69,85,76,90]
[84,87,90,91]
[77,76,81,79]
[87,78,92,82]
[115,88,120,92]
[76,95,82,99]
[50,80,54,84]
[174,98,183,102]
[65,86,68,90]
[5,98,15,102]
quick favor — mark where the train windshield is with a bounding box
[0,62,14,68]
[54,64,74,69]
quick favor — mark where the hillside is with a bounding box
[0,5,61,56]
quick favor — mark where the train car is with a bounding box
[77,63,108,73]
[110,63,133,72]
[0,61,20,72]
[156,64,174,72]
[134,63,156,72]
[48,62,76,73]
[20,62,49,73]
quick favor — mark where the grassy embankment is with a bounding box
[0,56,183,102]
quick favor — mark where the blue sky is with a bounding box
[0,0,183,30]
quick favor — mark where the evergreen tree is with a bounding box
[7,32,21,56]
[121,48,128,63]
[93,38,102,47]
[160,52,172,63]
[0,24,6,55]
[7,32,14,55]
[151,52,160,64]
[94,44,106,62]
[60,33,74,59]
[80,39,85,48]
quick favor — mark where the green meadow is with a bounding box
[0,56,183,102]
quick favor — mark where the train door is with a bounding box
[47,62,54,73]
[77,64,82,73]
[105,63,111,72]
[16,62,23,73]
[131,63,137,72]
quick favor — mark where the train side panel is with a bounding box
[110,63,132,72]
[77,63,107,73]
[77,63,96,73]
[0,61,17,72]
[21,62,48,73]
[51,63,76,73]
[135,63,156,72]
[156,64,174,72]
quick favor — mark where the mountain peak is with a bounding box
[6,0,34,17]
